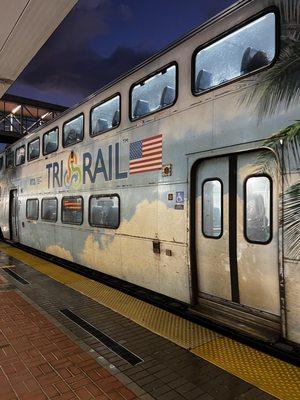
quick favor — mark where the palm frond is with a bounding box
[241,39,300,120]
[275,0,300,25]
[282,183,300,259]
[255,121,300,178]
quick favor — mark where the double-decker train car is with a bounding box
[0,0,299,347]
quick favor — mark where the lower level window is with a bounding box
[245,175,272,243]
[26,199,39,220]
[62,196,83,225]
[89,194,120,229]
[42,198,57,222]
[202,179,222,238]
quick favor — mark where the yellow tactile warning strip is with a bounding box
[69,279,219,349]
[192,337,300,400]
[0,242,83,284]
[1,241,300,400]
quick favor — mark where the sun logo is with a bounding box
[64,151,82,189]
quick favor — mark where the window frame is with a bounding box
[5,150,15,169]
[26,198,39,220]
[41,197,58,222]
[61,195,84,225]
[62,112,84,148]
[27,137,40,162]
[88,194,120,229]
[129,61,178,122]
[15,145,26,166]
[191,7,280,96]
[243,173,273,245]
[201,177,223,239]
[90,93,121,137]
[42,127,59,156]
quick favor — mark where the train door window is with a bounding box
[28,138,40,161]
[90,94,120,136]
[0,156,3,170]
[62,196,83,225]
[41,198,58,222]
[15,145,25,166]
[89,194,120,229]
[26,199,39,220]
[43,128,58,155]
[130,64,177,120]
[63,114,84,147]
[245,175,272,244]
[193,12,276,93]
[5,151,14,168]
[202,179,222,238]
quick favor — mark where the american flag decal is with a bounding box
[129,134,162,174]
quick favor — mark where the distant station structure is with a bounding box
[0,0,77,148]
[0,94,67,144]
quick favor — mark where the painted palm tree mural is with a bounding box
[243,0,300,258]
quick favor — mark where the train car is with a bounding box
[0,0,299,347]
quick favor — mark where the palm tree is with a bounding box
[242,0,300,258]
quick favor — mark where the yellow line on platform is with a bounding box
[1,241,299,400]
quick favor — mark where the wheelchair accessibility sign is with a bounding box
[176,191,184,203]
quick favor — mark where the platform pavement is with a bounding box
[0,249,276,400]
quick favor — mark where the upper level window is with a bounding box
[245,175,272,244]
[43,128,58,155]
[130,64,177,120]
[26,199,39,220]
[63,114,84,147]
[15,145,25,166]
[6,151,14,168]
[202,179,222,238]
[193,12,276,93]
[28,138,40,161]
[90,94,120,136]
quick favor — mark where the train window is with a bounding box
[28,138,40,161]
[130,64,177,120]
[0,156,3,170]
[62,196,83,225]
[193,12,276,93]
[26,199,39,220]
[15,145,25,166]
[5,151,14,168]
[90,94,120,136]
[63,114,84,147]
[41,198,58,222]
[202,179,222,238]
[245,175,272,244]
[89,194,120,229]
[43,128,58,155]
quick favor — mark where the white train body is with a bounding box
[0,0,299,346]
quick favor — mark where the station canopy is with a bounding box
[0,0,78,97]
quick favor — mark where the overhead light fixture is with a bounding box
[12,105,21,114]
[41,112,50,119]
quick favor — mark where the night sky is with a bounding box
[8,0,235,107]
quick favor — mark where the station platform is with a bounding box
[0,241,299,400]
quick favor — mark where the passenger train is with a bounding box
[0,0,299,347]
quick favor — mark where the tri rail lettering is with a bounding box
[46,142,128,189]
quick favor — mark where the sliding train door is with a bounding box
[9,189,19,242]
[195,151,280,317]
